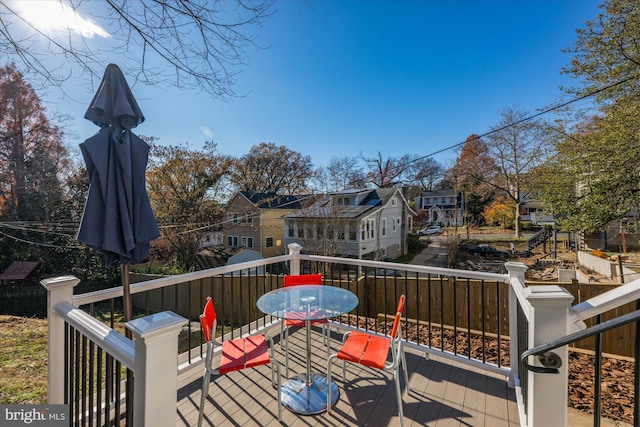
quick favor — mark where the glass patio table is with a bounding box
[257,284,358,415]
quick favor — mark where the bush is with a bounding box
[407,233,426,254]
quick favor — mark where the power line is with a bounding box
[2,74,637,247]
[0,229,82,249]
[402,72,640,168]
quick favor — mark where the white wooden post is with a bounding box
[526,286,574,427]
[41,275,80,404]
[288,243,302,275]
[505,262,528,388]
[126,311,187,427]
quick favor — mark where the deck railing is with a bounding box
[42,243,640,427]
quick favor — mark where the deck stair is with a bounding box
[527,227,553,252]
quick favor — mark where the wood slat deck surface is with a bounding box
[175,326,520,427]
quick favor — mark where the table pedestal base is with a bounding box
[281,373,339,415]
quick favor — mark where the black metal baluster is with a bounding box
[427,275,433,348]
[104,354,112,426]
[496,280,502,367]
[593,314,603,427]
[481,280,486,363]
[114,360,121,426]
[439,275,444,352]
[466,278,471,358]
[453,277,458,356]
[74,328,80,427]
[81,335,87,426]
[96,348,102,427]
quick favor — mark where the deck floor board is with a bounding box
[176,326,519,427]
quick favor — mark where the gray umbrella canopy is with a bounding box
[77,64,159,268]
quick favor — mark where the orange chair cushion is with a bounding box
[337,331,391,370]
[219,335,270,375]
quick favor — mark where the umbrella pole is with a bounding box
[122,264,132,335]
[122,263,134,426]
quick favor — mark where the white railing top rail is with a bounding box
[567,276,640,328]
[54,301,135,370]
[73,253,294,306]
[300,253,510,282]
[73,253,510,307]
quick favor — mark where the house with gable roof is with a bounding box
[414,189,464,227]
[283,187,415,260]
[223,191,314,258]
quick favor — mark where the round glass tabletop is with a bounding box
[256,285,358,320]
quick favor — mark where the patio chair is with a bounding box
[327,295,410,427]
[197,297,282,427]
[281,273,329,377]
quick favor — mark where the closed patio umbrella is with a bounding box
[77,63,159,323]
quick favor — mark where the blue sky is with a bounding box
[38,0,601,169]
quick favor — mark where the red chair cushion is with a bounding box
[219,335,270,375]
[284,274,322,287]
[337,331,391,370]
[284,309,328,327]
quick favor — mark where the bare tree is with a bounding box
[324,156,366,191]
[482,107,554,237]
[0,1,274,98]
[407,156,443,191]
[362,152,413,188]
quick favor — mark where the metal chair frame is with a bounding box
[327,295,410,426]
[198,297,282,426]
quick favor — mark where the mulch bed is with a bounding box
[342,315,635,424]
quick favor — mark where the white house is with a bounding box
[414,189,464,227]
[283,188,415,260]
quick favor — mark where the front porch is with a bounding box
[175,325,519,426]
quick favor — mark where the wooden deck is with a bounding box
[175,326,520,427]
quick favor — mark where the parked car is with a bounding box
[418,226,443,236]
[465,244,509,256]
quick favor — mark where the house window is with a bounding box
[348,225,357,241]
[228,212,238,223]
[382,218,387,237]
[391,198,397,206]
[227,236,238,247]
[392,217,397,232]
[265,236,274,248]
[241,236,253,248]
[288,227,294,237]
[361,218,375,241]
[240,212,253,223]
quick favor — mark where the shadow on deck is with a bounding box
[175,325,519,427]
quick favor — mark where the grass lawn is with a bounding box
[0,315,48,404]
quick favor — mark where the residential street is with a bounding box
[409,231,538,269]
[410,238,449,268]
